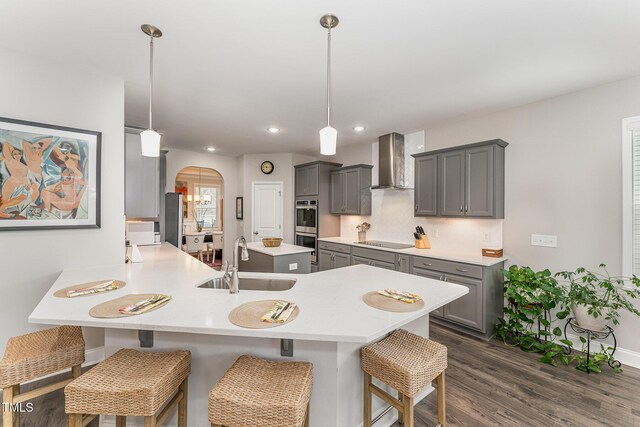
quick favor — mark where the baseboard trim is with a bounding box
[23,346,105,385]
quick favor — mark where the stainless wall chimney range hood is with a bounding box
[371,132,412,190]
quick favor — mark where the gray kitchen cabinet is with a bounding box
[396,254,411,273]
[442,273,483,330]
[318,243,352,271]
[413,139,507,219]
[412,267,445,318]
[125,132,160,218]
[330,172,344,214]
[351,255,394,270]
[329,164,373,215]
[414,154,438,216]
[439,149,466,217]
[334,252,351,269]
[295,163,319,196]
[466,145,496,217]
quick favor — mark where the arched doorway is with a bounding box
[175,166,224,268]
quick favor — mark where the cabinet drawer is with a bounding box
[351,246,396,264]
[318,241,351,254]
[411,256,482,279]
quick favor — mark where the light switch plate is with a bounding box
[289,263,298,271]
[531,234,558,248]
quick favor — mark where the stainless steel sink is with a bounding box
[198,277,296,291]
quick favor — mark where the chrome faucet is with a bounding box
[223,236,249,293]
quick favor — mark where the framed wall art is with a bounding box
[0,117,101,230]
[236,196,243,220]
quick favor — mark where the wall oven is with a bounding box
[295,199,318,234]
[295,232,317,263]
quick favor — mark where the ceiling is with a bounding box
[2,1,640,156]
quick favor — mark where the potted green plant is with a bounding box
[496,265,570,365]
[556,264,640,331]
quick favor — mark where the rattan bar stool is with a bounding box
[361,329,447,427]
[208,355,313,427]
[1,325,85,427]
[65,348,191,427]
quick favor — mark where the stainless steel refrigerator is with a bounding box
[164,193,183,248]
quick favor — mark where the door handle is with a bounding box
[253,231,259,235]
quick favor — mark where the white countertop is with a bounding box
[318,237,508,267]
[246,242,313,257]
[29,243,467,343]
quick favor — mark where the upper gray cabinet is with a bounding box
[295,163,319,196]
[125,132,161,218]
[414,154,438,216]
[329,164,372,215]
[413,139,507,219]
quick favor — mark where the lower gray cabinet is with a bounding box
[352,255,395,270]
[411,267,444,318]
[334,252,351,269]
[396,254,411,273]
[318,249,351,271]
[442,274,483,330]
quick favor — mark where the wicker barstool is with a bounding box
[1,325,85,427]
[65,348,191,427]
[361,329,447,427]
[208,355,313,427]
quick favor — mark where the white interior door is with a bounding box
[252,182,283,242]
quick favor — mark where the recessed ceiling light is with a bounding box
[207,147,216,152]
[353,126,365,132]
[267,127,280,133]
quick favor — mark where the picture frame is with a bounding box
[0,117,101,231]
[236,196,243,220]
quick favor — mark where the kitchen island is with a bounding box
[239,241,313,274]
[29,243,467,427]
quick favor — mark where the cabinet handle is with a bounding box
[422,262,433,267]
[369,261,374,266]
[440,274,445,281]
[460,204,463,213]
[443,276,448,282]
[464,204,468,212]
[456,268,469,272]
[415,204,418,211]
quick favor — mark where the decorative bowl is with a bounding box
[262,238,283,248]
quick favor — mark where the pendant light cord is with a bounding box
[326,26,332,127]
[148,35,154,130]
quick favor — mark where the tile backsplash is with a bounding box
[340,189,503,254]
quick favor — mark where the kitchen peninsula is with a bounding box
[239,241,314,273]
[29,243,467,427]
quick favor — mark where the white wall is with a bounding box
[424,75,640,354]
[165,148,240,262]
[0,47,125,351]
[330,133,504,253]
[237,153,317,244]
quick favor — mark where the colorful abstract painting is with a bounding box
[0,118,101,230]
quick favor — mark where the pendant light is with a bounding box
[319,14,339,155]
[140,24,163,157]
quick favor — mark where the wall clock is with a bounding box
[261,160,274,175]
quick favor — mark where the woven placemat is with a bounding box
[89,294,170,318]
[54,280,126,298]
[229,300,300,329]
[363,291,425,313]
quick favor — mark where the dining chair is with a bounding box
[207,234,224,263]
[182,233,206,261]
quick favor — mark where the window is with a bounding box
[194,185,218,228]
[622,117,640,276]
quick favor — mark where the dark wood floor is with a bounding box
[394,324,640,427]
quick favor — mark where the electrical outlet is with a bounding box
[431,227,440,238]
[483,232,492,243]
[289,263,298,271]
[531,234,558,248]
